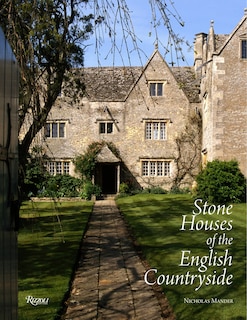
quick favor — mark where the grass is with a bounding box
[116,194,246,320]
[18,200,93,320]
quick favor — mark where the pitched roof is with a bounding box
[82,67,142,102]
[172,67,201,103]
[214,14,247,54]
[215,34,229,51]
[96,145,120,163]
[80,64,200,103]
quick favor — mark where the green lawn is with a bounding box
[116,194,246,320]
[18,200,93,320]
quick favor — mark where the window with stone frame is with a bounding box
[45,121,66,138]
[46,161,70,175]
[99,121,113,134]
[241,39,247,59]
[141,160,171,177]
[145,121,166,140]
[149,82,163,96]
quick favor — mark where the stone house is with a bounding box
[194,12,247,175]
[33,11,246,194]
[41,50,200,193]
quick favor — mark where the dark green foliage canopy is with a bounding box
[196,160,246,204]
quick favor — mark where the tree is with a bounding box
[0,0,94,176]
[0,0,187,195]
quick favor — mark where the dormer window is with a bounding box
[149,82,163,96]
[241,39,247,59]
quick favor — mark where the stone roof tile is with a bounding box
[82,67,142,102]
[215,34,229,51]
[172,67,201,103]
[79,65,200,103]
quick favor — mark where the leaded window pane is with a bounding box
[56,162,62,174]
[160,122,166,139]
[157,83,163,96]
[107,123,113,133]
[100,123,105,133]
[59,123,65,137]
[153,122,159,140]
[52,123,58,137]
[157,162,163,176]
[142,161,149,176]
[242,40,247,59]
[145,123,152,139]
[150,161,156,176]
[64,162,70,174]
[150,83,156,96]
[164,162,170,176]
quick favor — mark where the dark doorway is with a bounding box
[101,164,117,194]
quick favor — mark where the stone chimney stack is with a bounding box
[194,32,207,78]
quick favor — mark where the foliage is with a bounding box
[80,180,102,200]
[74,142,103,180]
[144,186,167,194]
[196,160,246,204]
[169,186,190,194]
[23,146,82,198]
[119,182,131,194]
[23,146,49,197]
[74,141,121,179]
[40,175,82,198]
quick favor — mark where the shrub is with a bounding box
[23,146,49,197]
[169,186,190,194]
[39,175,82,198]
[80,181,101,200]
[119,182,130,194]
[196,160,246,204]
[148,186,167,194]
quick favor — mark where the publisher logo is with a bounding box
[26,295,49,307]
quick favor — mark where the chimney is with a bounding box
[194,32,207,77]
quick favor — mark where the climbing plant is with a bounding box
[73,141,121,180]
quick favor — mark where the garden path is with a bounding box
[62,199,175,320]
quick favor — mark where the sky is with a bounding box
[83,0,246,67]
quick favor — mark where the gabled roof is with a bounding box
[214,13,247,55]
[215,34,229,51]
[96,145,120,163]
[79,51,200,103]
